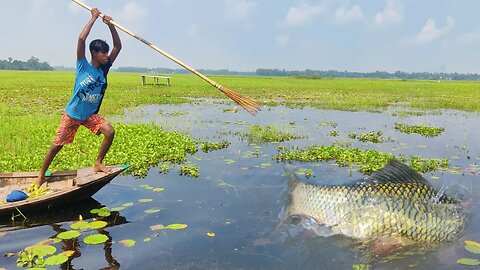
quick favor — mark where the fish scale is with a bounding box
[285,160,466,243]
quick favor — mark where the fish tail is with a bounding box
[282,166,300,219]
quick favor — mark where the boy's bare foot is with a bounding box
[93,163,112,173]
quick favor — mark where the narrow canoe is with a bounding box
[0,165,130,217]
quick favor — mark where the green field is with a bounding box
[1,70,479,173]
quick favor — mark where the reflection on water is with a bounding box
[1,100,480,269]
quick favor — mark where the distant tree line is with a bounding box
[115,67,480,80]
[255,68,480,80]
[0,57,53,71]
[116,66,255,76]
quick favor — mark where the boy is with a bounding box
[35,7,122,186]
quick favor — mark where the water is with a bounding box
[1,100,479,269]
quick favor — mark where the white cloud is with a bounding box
[374,0,403,26]
[275,34,289,46]
[120,2,148,21]
[285,3,325,27]
[187,24,200,37]
[414,16,455,44]
[68,2,82,14]
[456,31,480,44]
[333,5,364,24]
[225,0,257,21]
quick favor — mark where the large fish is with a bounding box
[284,160,466,245]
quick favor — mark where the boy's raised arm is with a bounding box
[103,15,122,64]
[77,8,101,61]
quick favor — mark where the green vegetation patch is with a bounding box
[241,125,303,143]
[395,123,444,137]
[348,131,385,143]
[201,140,231,153]
[274,144,448,174]
[0,122,198,178]
[180,164,200,178]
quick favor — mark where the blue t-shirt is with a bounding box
[65,57,111,120]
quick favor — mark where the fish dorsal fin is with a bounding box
[368,159,432,187]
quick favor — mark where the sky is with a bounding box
[1,0,480,73]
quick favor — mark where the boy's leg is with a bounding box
[93,123,114,173]
[83,114,114,173]
[35,144,63,186]
[35,113,80,186]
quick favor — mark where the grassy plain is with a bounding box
[1,70,479,173]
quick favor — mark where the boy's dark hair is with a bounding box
[89,39,110,53]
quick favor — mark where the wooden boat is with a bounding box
[0,165,130,217]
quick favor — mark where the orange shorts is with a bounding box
[53,113,109,145]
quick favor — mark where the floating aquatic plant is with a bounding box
[274,144,448,174]
[71,221,90,230]
[201,140,231,153]
[90,207,111,217]
[44,254,69,265]
[180,164,200,178]
[56,230,81,240]
[83,234,109,245]
[395,123,444,137]
[318,121,337,128]
[241,125,303,143]
[17,244,57,268]
[150,223,188,231]
[144,209,161,214]
[349,131,385,143]
[119,239,136,247]
[88,221,108,229]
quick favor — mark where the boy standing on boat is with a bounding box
[35,8,122,186]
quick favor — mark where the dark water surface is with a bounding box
[1,100,479,269]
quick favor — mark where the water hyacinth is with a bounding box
[274,144,448,174]
[0,122,199,178]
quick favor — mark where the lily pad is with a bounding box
[119,239,136,247]
[36,239,59,245]
[139,198,153,203]
[57,230,81,240]
[25,245,56,257]
[144,237,151,242]
[97,211,111,217]
[110,206,126,212]
[70,221,90,230]
[122,202,134,207]
[153,187,165,192]
[83,234,109,245]
[144,209,161,214]
[465,240,480,248]
[225,159,236,164]
[89,221,108,229]
[44,254,69,265]
[165,224,188,230]
[58,250,75,257]
[90,207,111,217]
[465,245,480,254]
[207,232,215,237]
[150,224,165,231]
[90,207,108,214]
[457,258,480,266]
